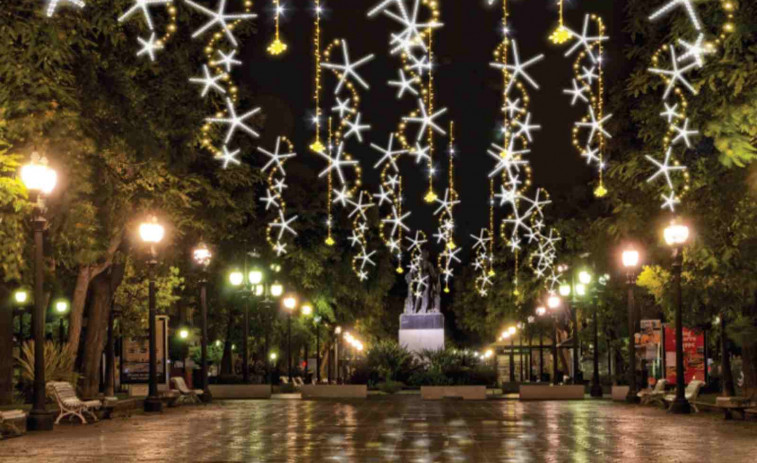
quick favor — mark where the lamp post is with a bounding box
[622,247,640,403]
[13,290,29,344]
[283,295,298,382]
[536,306,546,381]
[21,153,57,431]
[268,281,283,383]
[547,295,561,384]
[334,326,342,383]
[139,216,165,413]
[54,300,69,345]
[193,242,212,402]
[590,274,609,397]
[508,326,516,382]
[229,254,265,384]
[664,223,691,414]
[313,314,322,383]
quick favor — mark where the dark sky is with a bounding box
[240,0,625,241]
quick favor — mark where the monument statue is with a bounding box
[399,249,444,354]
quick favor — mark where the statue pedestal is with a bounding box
[399,313,445,354]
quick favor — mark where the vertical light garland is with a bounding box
[549,0,571,44]
[267,0,288,55]
[310,0,325,153]
[325,117,335,246]
[423,27,437,203]
[437,120,459,294]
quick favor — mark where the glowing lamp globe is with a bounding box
[270,282,284,297]
[139,217,165,244]
[55,300,69,314]
[248,269,263,285]
[229,271,244,287]
[334,326,342,335]
[664,223,690,247]
[535,306,546,317]
[21,154,57,195]
[179,328,189,339]
[578,270,592,285]
[508,326,517,335]
[193,243,212,267]
[502,332,511,339]
[622,249,640,269]
[283,296,297,311]
[559,284,571,297]
[14,290,28,304]
[269,352,277,361]
[575,284,587,297]
[301,304,313,316]
[254,285,265,297]
[547,295,561,310]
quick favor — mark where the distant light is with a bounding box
[229,271,244,286]
[575,284,587,297]
[535,306,546,316]
[179,328,189,339]
[270,352,278,361]
[578,270,592,285]
[193,243,212,266]
[547,295,561,309]
[559,284,571,297]
[283,296,297,310]
[55,300,69,314]
[664,223,690,247]
[508,326,516,335]
[622,249,640,268]
[14,290,28,304]
[271,282,284,297]
[249,269,263,285]
[21,153,57,194]
[139,216,165,244]
[302,304,313,316]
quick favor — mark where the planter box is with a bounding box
[208,384,271,399]
[421,386,487,400]
[519,385,585,400]
[611,386,630,401]
[300,385,367,399]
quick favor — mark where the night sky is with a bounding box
[239,0,626,242]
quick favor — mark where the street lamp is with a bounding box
[622,246,641,404]
[193,242,212,402]
[283,295,298,382]
[21,153,57,431]
[535,306,547,381]
[139,215,165,413]
[14,290,28,305]
[54,300,69,345]
[664,222,691,414]
[270,282,284,297]
[546,295,562,384]
[507,326,517,382]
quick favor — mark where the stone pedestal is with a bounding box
[399,313,444,354]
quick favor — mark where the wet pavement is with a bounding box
[2,396,757,462]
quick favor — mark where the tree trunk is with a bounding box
[221,314,233,376]
[720,314,736,397]
[79,264,125,398]
[66,266,93,359]
[0,286,13,405]
[742,296,757,400]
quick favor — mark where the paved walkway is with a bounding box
[2,397,756,462]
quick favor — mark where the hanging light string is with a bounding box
[325,117,335,246]
[117,1,179,59]
[263,136,298,256]
[644,0,736,212]
[310,0,325,152]
[437,120,459,294]
[424,27,437,203]
[267,0,288,55]
[549,0,571,44]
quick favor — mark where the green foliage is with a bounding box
[14,341,79,398]
[375,380,404,394]
[366,340,414,382]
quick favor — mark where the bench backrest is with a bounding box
[47,381,81,406]
[686,380,704,398]
[171,376,191,394]
[653,379,667,392]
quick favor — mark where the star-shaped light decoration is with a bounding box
[347,191,374,221]
[258,137,296,174]
[212,49,242,72]
[433,189,460,216]
[648,46,699,99]
[321,40,375,94]
[184,0,257,47]
[332,186,351,206]
[403,99,448,142]
[677,33,712,68]
[648,0,701,31]
[189,65,226,97]
[118,0,171,30]
[410,143,431,164]
[344,112,371,142]
[388,69,419,99]
[206,98,261,144]
[259,189,279,210]
[490,40,544,94]
[512,112,541,142]
[271,210,298,241]
[563,79,590,105]
[487,139,529,178]
[371,133,407,171]
[383,207,411,236]
[331,98,352,118]
[137,33,162,61]
[575,106,613,145]
[217,145,240,168]
[315,142,359,185]
[671,118,698,148]
[661,191,681,211]
[356,249,377,269]
[564,14,609,63]
[45,0,85,17]
[660,102,682,123]
[646,147,686,190]
[373,185,392,206]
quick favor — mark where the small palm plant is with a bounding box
[14,341,79,401]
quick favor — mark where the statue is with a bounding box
[403,249,441,315]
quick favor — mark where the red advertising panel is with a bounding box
[664,326,705,384]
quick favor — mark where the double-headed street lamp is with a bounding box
[621,247,641,403]
[139,216,165,413]
[283,295,298,382]
[558,269,591,385]
[535,306,547,381]
[547,294,562,384]
[664,222,692,414]
[54,300,69,345]
[192,242,212,402]
[21,153,57,431]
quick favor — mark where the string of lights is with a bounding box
[259,136,298,256]
[267,0,287,56]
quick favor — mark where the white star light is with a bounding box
[258,137,296,174]
[259,189,279,210]
[487,140,529,178]
[272,178,288,192]
[273,241,288,256]
[403,99,448,142]
[490,40,544,94]
[356,249,377,269]
[581,146,601,165]
[212,49,242,73]
[661,191,681,211]
[648,0,701,31]
[333,186,351,206]
[471,230,491,250]
[677,34,711,68]
[118,0,170,30]
[321,40,375,94]
[575,106,613,145]
[348,191,374,221]
[648,46,699,99]
[184,0,257,47]
[316,143,359,185]
[564,14,609,63]
[370,0,443,55]
[408,54,432,75]
[671,118,698,148]
[331,98,352,118]
[410,143,431,164]
[137,33,162,61]
[580,66,599,84]
[271,210,298,240]
[388,69,419,99]
[373,185,392,206]
[371,133,407,171]
[433,189,460,216]
[206,98,261,144]
[386,174,400,189]
[503,98,524,117]
[189,65,226,97]
[406,231,427,251]
[563,79,590,105]
[383,207,411,236]
[512,112,541,142]
[344,112,371,142]
[660,102,682,123]
[217,145,241,168]
[46,0,84,17]
[646,147,686,189]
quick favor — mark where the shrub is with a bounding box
[15,341,78,402]
[408,370,451,386]
[376,380,404,394]
[366,340,416,382]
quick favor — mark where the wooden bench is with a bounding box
[715,397,757,420]
[47,381,104,424]
[662,380,704,413]
[171,377,203,405]
[0,410,26,438]
[638,379,667,406]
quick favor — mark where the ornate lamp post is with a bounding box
[139,216,165,413]
[547,294,562,384]
[193,242,212,402]
[283,295,298,382]
[664,222,691,414]
[313,313,322,383]
[334,325,342,383]
[21,153,57,431]
[590,274,610,398]
[535,306,546,381]
[622,247,641,403]
[54,300,69,345]
[13,290,29,344]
